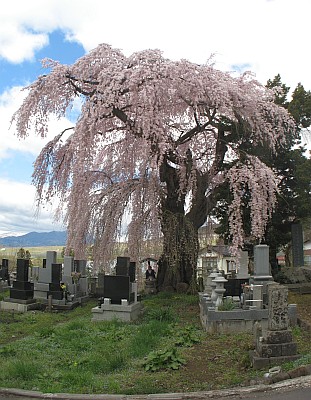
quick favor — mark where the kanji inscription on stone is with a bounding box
[268,285,289,331]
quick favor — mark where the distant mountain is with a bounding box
[0,231,67,247]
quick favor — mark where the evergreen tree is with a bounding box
[213,75,311,266]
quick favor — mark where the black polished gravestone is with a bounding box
[9,259,34,300]
[224,278,249,297]
[48,264,63,300]
[116,257,136,282]
[103,275,134,304]
[291,223,304,268]
[0,259,9,281]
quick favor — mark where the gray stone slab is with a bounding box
[207,309,268,321]
[63,256,74,276]
[251,350,301,369]
[0,300,40,312]
[91,302,143,322]
[254,245,270,276]
[258,342,283,358]
[46,251,57,268]
[62,276,73,286]
[38,268,52,283]
[33,290,48,299]
[34,282,49,291]
[236,250,250,279]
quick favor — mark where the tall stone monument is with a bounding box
[291,222,304,268]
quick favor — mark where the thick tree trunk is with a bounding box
[156,156,210,292]
[156,212,199,291]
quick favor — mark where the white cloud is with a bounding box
[0,178,65,236]
[1,0,310,90]
[0,86,74,161]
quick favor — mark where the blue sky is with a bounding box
[0,0,310,237]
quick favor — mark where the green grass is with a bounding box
[0,293,310,395]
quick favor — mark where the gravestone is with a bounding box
[291,223,304,268]
[9,259,34,300]
[37,251,57,284]
[34,251,57,301]
[48,264,63,300]
[62,256,88,298]
[96,272,105,297]
[0,259,40,312]
[92,257,142,322]
[236,251,250,279]
[251,284,300,369]
[251,245,274,302]
[102,275,134,304]
[224,278,248,297]
[0,259,9,281]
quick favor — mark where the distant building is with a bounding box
[197,244,236,283]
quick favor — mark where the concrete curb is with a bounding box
[1,372,311,400]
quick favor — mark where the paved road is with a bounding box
[0,376,310,399]
[216,386,311,400]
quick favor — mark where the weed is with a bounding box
[7,360,41,380]
[173,325,202,347]
[282,353,311,371]
[218,298,236,311]
[36,326,55,338]
[144,307,176,322]
[0,345,16,357]
[143,347,186,372]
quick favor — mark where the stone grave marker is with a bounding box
[291,222,304,268]
[251,284,300,369]
[236,250,250,279]
[102,275,133,304]
[9,259,34,300]
[92,258,141,322]
[0,259,9,280]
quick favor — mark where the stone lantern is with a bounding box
[213,276,228,308]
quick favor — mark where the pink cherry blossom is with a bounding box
[12,44,295,287]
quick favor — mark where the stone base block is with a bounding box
[0,300,40,313]
[34,282,50,291]
[265,330,293,344]
[257,341,297,358]
[92,302,143,322]
[33,290,48,299]
[9,288,33,301]
[250,350,301,370]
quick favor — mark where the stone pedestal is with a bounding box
[251,285,300,369]
[0,298,40,312]
[145,279,156,294]
[91,301,143,322]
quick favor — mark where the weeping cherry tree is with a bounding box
[12,44,295,291]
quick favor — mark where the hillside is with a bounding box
[0,231,67,247]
